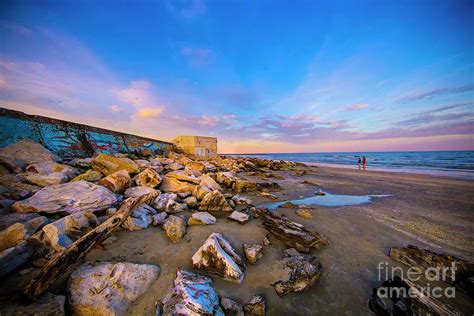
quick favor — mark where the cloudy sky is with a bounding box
[0,0,473,153]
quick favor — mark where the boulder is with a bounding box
[154,157,173,165]
[280,202,297,208]
[12,181,117,214]
[166,170,200,184]
[183,196,198,208]
[40,211,99,251]
[166,162,184,171]
[99,170,131,193]
[185,161,206,173]
[0,212,43,230]
[232,194,252,205]
[91,153,140,176]
[200,174,222,191]
[220,297,244,316]
[0,293,65,316]
[160,176,196,193]
[260,192,277,200]
[68,262,159,316]
[0,241,34,277]
[0,174,40,200]
[243,295,265,315]
[0,139,59,173]
[134,168,162,188]
[134,159,151,169]
[271,249,321,296]
[162,215,187,243]
[243,243,263,264]
[25,161,78,178]
[153,193,186,214]
[199,190,232,212]
[188,212,216,225]
[295,209,313,218]
[151,212,168,226]
[215,172,237,188]
[69,157,93,168]
[256,208,328,253]
[124,186,158,198]
[71,169,103,182]
[232,180,257,193]
[21,172,68,187]
[123,204,157,231]
[227,211,249,225]
[192,232,245,283]
[160,269,224,315]
[0,216,48,252]
[192,185,212,200]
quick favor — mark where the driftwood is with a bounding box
[24,191,158,300]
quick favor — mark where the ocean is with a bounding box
[230,151,474,179]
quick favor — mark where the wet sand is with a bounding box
[2,165,474,314]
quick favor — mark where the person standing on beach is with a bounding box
[358,157,361,169]
[362,156,367,170]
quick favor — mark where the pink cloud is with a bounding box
[343,103,369,112]
[198,115,220,126]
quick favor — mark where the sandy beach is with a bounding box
[3,162,472,315]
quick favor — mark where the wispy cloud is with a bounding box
[180,46,212,68]
[396,84,474,103]
[343,103,369,112]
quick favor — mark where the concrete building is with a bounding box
[172,136,217,157]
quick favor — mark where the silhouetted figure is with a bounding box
[362,156,367,170]
[358,157,361,169]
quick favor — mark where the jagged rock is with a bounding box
[91,153,140,176]
[153,193,186,214]
[0,216,48,252]
[0,213,42,230]
[290,170,306,177]
[162,215,187,243]
[199,190,232,212]
[200,174,222,191]
[185,161,206,173]
[232,194,252,205]
[124,186,157,198]
[21,172,68,187]
[220,297,244,316]
[68,158,93,168]
[389,245,474,297]
[227,211,249,225]
[183,196,198,208]
[271,249,321,296]
[166,170,200,184]
[260,192,277,199]
[232,180,257,193]
[280,202,297,208]
[0,174,40,200]
[295,209,313,218]
[177,191,191,198]
[0,293,66,316]
[160,269,224,315]
[160,176,196,193]
[39,211,99,251]
[12,181,117,214]
[192,232,245,283]
[152,212,168,226]
[301,179,321,186]
[68,262,159,316]
[123,204,157,231]
[263,234,271,246]
[257,208,328,253]
[244,295,265,315]
[188,212,216,225]
[135,159,151,169]
[0,241,34,277]
[243,243,263,264]
[26,161,78,178]
[192,185,212,200]
[155,157,173,165]
[71,169,103,182]
[0,139,59,173]
[166,162,184,171]
[98,170,131,193]
[314,189,325,196]
[135,168,162,188]
[216,172,237,188]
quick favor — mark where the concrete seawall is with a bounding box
[0,107,174,158]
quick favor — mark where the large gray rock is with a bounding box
[188,212,216,225]
[227,211,249,225]
[160,269,224,316]
[0,216,48,252]
[0,139,59,173]
[162,215,187,243]
[192,233,245,283]
[21,172,69,187]
[68,262,160,316]
[12,181,117,214]
[220,297,244,316]
[25,161,78,178]
[153,193,186,214]
[134,168,162,188]
[0,241,34,277]
[98,170,131,194]
[122,204,157,231]
[243,243,263,264]
[0,293,66,316]
[199,190,232,212]
[91,153,140,176]
[0,174,41,200]
[166,170,201,184]
[124,186,158,198]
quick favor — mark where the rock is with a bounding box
[177,191,191,198]
[153,193,186,214]
[183,196,198,208]
[151,212,168,226]
[135,168,162,188]
[166,162,184,171]
[25,161,78,178]
[154,157,173,165]
[232,180,257,193]
[200,174,222,191]
[91,153,140,176]
[271,249,321,296]
[220,297,244,316]
[0,241,34,277]
[243,243,263,264]
[98,170,131,193]
[280,201,297,208]
[0,216,48,252]
[0,174,40,200]
[192,185,212,200]
[185,161,206,173]
[244,295,265,315]
[106,208,117,216]
[199,190,232,212]
[12,181,117,214]
[124,186,158,198]
[215,172,237,188]
[123,204,157,231]
[134,159,151,169]
[0,212,43,230]
[314,189,325,196]
[21,172,69,187]
[0,293,66,316]
[290,170,306,177]
[68,262,159,316]
[160,269,224,315]
[295,209,313,218]
[40,211,99,251]
[0,139,59,173]
[192,232,245,283]
[263,234,271,246]
[72,169,103,182]
[69,157,93,168]
[301,180,321,186]
[256,208,328,253]
[389,245,474,297]
[188,212,217,225]
[160,176,196,193]
[166,170,200,184]
[232,194,252,205]
[260,192,277,199]
[162,215,187,243]
[227,211,249,225]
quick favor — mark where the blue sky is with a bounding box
[0,0,473,153]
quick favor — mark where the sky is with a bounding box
[0,0,473,153]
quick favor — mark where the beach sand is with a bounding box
[2,165,473,314]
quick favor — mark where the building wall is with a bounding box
[172,136,217,156]
[0,107,174,159]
